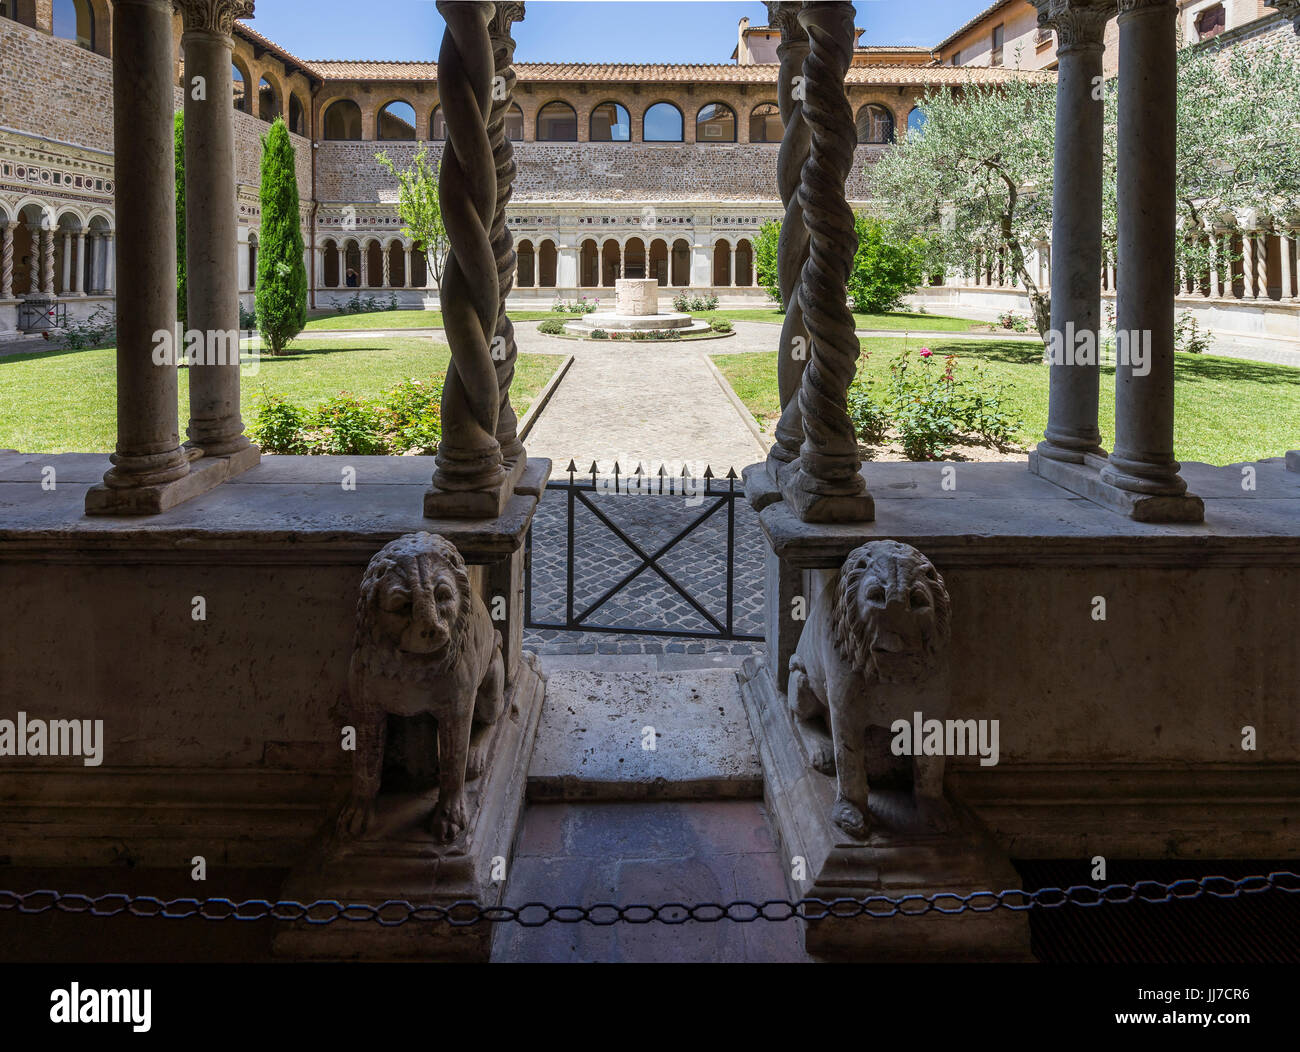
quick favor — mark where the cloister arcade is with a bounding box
[0,200,115,304]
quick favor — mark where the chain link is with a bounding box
[1,871,1295,927]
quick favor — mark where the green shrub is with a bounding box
[251,377,445,456]
[710,319,733,333]
[846,382,890,444]
[755,219,781,304]
[255,118,308,356]
[848,213,924,315]
[1175,310,1212,355]
[61,306,117,351]
[538,318,567,335]
[590,329,609,340]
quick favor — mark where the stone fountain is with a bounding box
[563,278,711,338]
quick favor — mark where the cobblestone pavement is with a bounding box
[522,481,766,660]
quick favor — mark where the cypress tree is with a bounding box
[174,111,186,331]
[256,117,307,356]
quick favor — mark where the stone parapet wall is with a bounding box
[316,140,883,205]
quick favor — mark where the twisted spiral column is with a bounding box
[432,0,507,498]
[490,1,525,469]
[1,222,13,300]
[767,1,812,472]
[41,228,55,295]
[790,1,871,522]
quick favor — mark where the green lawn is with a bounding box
[700,308,988,333]
[712,337,1300,467]
[305,309,558,331]
[1,337,567,454]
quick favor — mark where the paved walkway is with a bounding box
[515,321,770,478]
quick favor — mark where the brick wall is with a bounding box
[315,140,882,206]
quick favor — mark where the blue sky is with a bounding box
[246,1,995,63]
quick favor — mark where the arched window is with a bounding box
[713,241,732,286]
[258,77,279,122]
[52,0,93,50]
[579,239,599,288]
[323,240,340,289]
[247,233,258,291]
[907,106,926,137]
[516,239,535,287]
[589,101,631,142]
[323,99,363,141]
[289,94,306,136]
[671,238,690,287]
[430,107,446,141]
[749,103,782,143]
[643,102,683,143]
[696,102,736,143]
[378,100,417,141]
[537,101,578,141]
[856,104,895,144]
[538,241,558,288]
[231,61,250,112]
[1195,3,1226,40]
[505,103,524,142]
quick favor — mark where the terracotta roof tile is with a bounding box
[304,59,1050,86]
[233,20,323,80]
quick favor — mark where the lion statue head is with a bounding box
[354,532,473,681]
[831,540,951,684]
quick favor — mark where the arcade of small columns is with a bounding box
[959,223,1300,304]
[81,0,1292,522]
[0,207,117,301]
[312,232,757,291]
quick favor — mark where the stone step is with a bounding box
[527,668,763,801]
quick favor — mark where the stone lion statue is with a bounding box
[337,532,505,844]
[788,540,952,839]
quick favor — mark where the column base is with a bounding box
[272,655,546,962]
[424,453,530,519]
[84,444,262,517]
[1028,450,1204,524]
[737,656,1032,962]
[1287,451,1299,473]
[780,467,875,525]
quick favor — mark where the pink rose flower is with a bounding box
[919,347,933,358]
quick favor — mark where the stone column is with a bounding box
[767,4,812,472]
[787,1,872,523]
[488,2,526,471]
[104,233,115,294]
[178,0,256,462]
[0,222,12,300]
[1209,231,1221,299]
[555,242,577,288]
[360,243,369,288]
[61,232,72,293]
[27,230,39,296]
[1243,233,1256,299]
[1254,232,1268,300]
[40,228,54,294]
[1032,1,1114,466]
[72,232,85,294]
[1096,0,1201,521]
[382,243,392,287]
[86,0,194,514]
[426,0,510,517]
[1280,229,1293,302]
[403,244,413,288]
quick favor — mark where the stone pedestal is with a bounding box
[738,656,1031,961]
[272,655,546,962]
[274,456,551,962]
[614,277,659,316]
[740,457,1031,962]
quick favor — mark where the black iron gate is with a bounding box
[524,460,763,642]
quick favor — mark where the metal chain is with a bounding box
[1,871,1295,927]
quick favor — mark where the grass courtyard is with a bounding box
[304,309,559,331]
[700,308,989,333]
[0,337,567,454]
[712,337,1300,467]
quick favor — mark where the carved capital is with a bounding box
[1034,0,1117,54]
[1116,0,1175,16]
[489,1,525,41]
[765,1,803,43]
[174,0,254,36]
[1267,1,1300,33]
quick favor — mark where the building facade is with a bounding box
[0,1,1295,337]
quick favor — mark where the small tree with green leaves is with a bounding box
[848,213,926,315]
[376,146,449,291]
[174,111,186,331]
[256,118,307,356]
[754,219,781,305]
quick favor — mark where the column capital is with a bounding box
[1267,2,1300,34]
[174,0,255,37]
[489,1,525,39]
[1116,0,1174,16]
[1033,0,1117,54]
[765,1,804,44]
